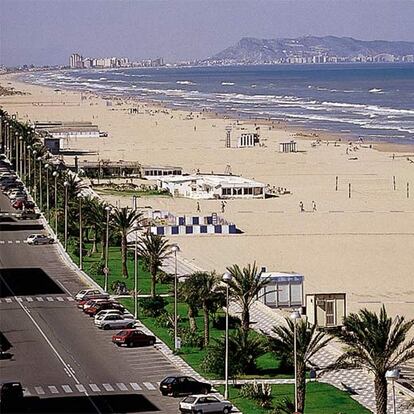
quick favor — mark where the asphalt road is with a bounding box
[0,192,182,413]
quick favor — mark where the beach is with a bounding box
[1,72,414,321]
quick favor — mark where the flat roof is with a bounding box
[142,165,182,170]
[159,174,266,188]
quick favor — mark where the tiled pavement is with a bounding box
[229,301,413,414]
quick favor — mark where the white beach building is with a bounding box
[158,174,266,199]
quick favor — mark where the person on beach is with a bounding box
[312,201,317,212]
[221,201,226,213]
[299,201,304,212]
[196,202,201,213]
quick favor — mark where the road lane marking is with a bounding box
[56,297,64,302]
[5,298,12,303]
[103,384,114,392]
[7,240,12,244]
[0,241,4,244]
[75,384,86,392]
[46,297,54,301]
[130,383,142,391]
[143,382,156,390]
[26,297,33,302]
[89,384,100,392]
[116,383,128,391]
[62,385,73,393]
[16,297,23,302]
[15,240,20,244]
[67,297,75,301]
[48,386,59,394]
[34,386,45,395]
[36,297,44,302]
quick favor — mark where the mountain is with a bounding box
[203,36,414,64]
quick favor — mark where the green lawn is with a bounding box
[94,188,171,197]
[218,383,371,414]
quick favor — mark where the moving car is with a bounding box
[75,288,109,302]
[159,376,212,397]
[26,234,54,245]
[112,329,155,347]
[179,395,232,414]
[94,314,136,330]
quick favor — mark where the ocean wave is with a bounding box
[176,80,195,85]
[221,82,235,86]
[369,88,383,93]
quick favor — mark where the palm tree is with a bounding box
[266,317,331,413]
[226,262,269,332]
[83,197,108,256]
[137,232,171,297]
[112,207,142,278]
[188,272,224,347]
[179,277,200,332]
[331,306,414,414]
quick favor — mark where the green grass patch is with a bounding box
[94,188,171,197]
[218,383,370,414]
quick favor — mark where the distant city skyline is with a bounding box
[1,0,414,67]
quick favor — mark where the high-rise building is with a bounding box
[69,53,84,68]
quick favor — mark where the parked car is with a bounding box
[78,298,110,310]
[19,209,40,219]
[112,329,155,347]
[95,309,133,320]
[179,395,232,414]
[84,300,123,316]
[159,376,212,397]
[0,381,24,409]
[75,288,110,302]
[26,234,55,245]
[94,314,136,330]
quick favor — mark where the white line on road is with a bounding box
[15,240,20,244]
[102,384,114,392]
[89,384,100,392]
[36,297,44,302]
[5,298,12,303]
[48,386,59,394]
[46,297,54,301]
[34,386,45,395]
[75,384,86,392]
[7,240,12,244]
[116,383,128,391]
[26,297,33,302]
[66,296,75,301]
[143,382,156,390]
[130,383,142,391]
[62,385,73,393]
[56,297,64,302]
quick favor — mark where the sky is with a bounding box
[1,0,414,67]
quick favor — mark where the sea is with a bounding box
[21,63,414,145]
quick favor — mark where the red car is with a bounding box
[84,301,124,317]
[77,297,109,309]
[112,329,156,347]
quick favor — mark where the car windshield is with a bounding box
[182,396,197,403]
[162,377,176,384]
[116,330,128,336]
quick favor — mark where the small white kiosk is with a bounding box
[306,293,346,328]
[258,271,304,308]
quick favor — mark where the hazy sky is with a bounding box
[1,0,414,66]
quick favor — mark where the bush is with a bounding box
[89,259,105,276]
[180,328,204,349]
[272,397,295,414]
[141,296,167,317]
[240,381,273,408]
[212,315,240,330]
[155,312,174,329]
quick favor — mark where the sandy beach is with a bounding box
[1,73,413,321]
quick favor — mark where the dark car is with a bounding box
[112,329,155,347]
[159,376,211,397]
[19,209,40,219]
[0,381,24,410]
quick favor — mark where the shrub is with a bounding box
[155,312,174,329]
[272,397,295,414]
[180,328,204,349]
[141,296,167,317]
[89,259,105,276]
[212,315,240,330]
[240,381,273,408]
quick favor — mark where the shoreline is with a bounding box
[4,71,414,154]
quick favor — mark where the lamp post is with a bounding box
[171,244,180,351]
[290,310,301,413]
[52,171,58,236]
[37,156,42,210]
[22,139,27,180]
[32,150,37,201]
[104,205,111,292]
[132,222,140,319]
[222,271,233,400]
[27,146,32,192]
[63,181,69,250]
[77,194,83,270]
[44,164,50,220]
[386,368,401,414]
[18,136,23,177]
[15,132,18,172]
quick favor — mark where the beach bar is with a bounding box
[258,271,304,308]
[279,140,297,153]
[141,165,183,178]
[238,133,260,148]
[306,293,346,328]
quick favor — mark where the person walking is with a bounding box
[299,201,304,212]
[312,201,317,212]
[196,201,201,213]
[221,201,226,213]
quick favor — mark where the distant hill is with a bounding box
[203,36,414,64]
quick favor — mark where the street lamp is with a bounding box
[44,164,50,220]
[386,368,401,414]
[290,309,302,413]
[18,136,23,177]
[52,171,58,235]
[104,205,111,292]
[63,180,69,250]
[171,244,180,351]
[37,156,42,210]
[132,222,140,319]
[14,132,18,172]
[222,271,233,400]
[77,193,83,270]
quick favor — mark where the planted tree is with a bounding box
[267,317,331,413]
[331,306,414,414]
[179,276,201,332]
[226,262,269,331]
[111,207,142,278]
[137,232,171,297]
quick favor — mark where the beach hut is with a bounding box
[279,140,297,153]
[306,293,346,328]
[258,271,304,308]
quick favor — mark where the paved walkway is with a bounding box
[229,301,413,413]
